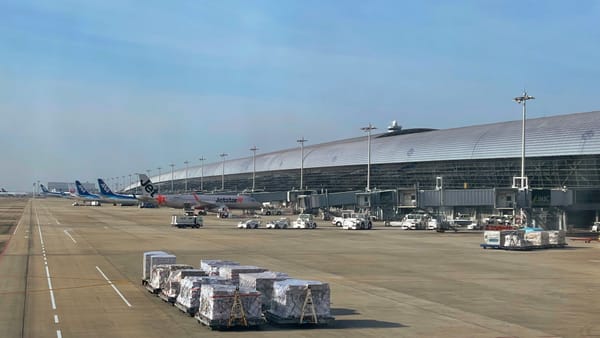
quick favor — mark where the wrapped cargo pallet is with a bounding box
[239,272,289,311]
[176,276,232,314]
[483,231,501,246]
[142,251,168,280]
[197,284,262,325]
[501,230,527,248]
[268,279,331,321]
[548,230,566,246]
[149,264,193,290]
[163,269,207,300]
[149,254,176,278]
[525,231,550,247]
[219,265,268,284]
[200,259,239,276]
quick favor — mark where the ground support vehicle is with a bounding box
[237,219,260,229]
[266,218,290,229]
[341,215,372,230]
[293,214,318,229]
[591,222,600,232]
[331,211,353,227]
[171,215,203,228]
[261,207,283,216]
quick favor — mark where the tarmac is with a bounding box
[1,198,600,338]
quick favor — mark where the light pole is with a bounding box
[199,157,205,191]
[184,160,189,192]
[514,90,535,227]
[361,123,377,192]
[169,163,175,192]
[157,167,162,193]
[128,174,132,191]
[296,137,308,190]
[122,176,125,192]
[250,146,258,192]
[513,91,535,191]
[220,153,228,191]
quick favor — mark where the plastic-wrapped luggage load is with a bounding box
[176,276,231,315]
[238,271,289,311]
[197,284,262,328]
[218,265,268,284]
[200,259,239,276]
[548,230,566,245]
[162,269,207,300]
[149,264,194,290]
[267,279,332,323]
[501,230,528,248]
[142,251,168,281]
[524,231,550,247]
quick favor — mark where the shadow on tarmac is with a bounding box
[257,308,406,331]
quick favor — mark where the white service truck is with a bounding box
[171,215,203,228]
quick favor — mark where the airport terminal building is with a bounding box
[132,111,600,228]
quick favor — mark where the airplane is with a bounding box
[97,178,138,206]
[72,180,105,205]
[136,173,262,212]
[39,184,71,198]
[0,188,28,197]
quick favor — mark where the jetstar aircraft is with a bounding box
[136,173,261,211]
[97,178,138,206]
[39,184,70,198]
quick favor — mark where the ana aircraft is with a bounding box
[136,173,261,211]
[73,180,104,203]
[39,184,70,198]
[97,178,138,206]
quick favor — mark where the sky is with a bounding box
[1,0,599,191]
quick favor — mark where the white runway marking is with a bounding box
[13,222,19,235]
[34,204,63,335]
[96,266,132,307]
[63,229,77,243]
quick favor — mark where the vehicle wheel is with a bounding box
[266,211,271,216]
[336,222,341,227]
[367,222,372,230]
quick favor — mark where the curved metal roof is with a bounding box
[152,111,600,183]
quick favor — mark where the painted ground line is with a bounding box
[57,330,62,338]
[54,315,59,324]
[63,229,77,243]
[95,266,133,307]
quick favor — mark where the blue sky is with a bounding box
[1,0,599,191]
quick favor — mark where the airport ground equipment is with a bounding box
[160,269,207,304]
[142,252,175,286]
[171,214,203,228]
[481,230,567,250]
[293,214,318,229]
[265,280,334,326]
[332,210,354,227]
[237,219,260,229]
[341,214,372,230]
[195,285,263,330]
[265,217,290,229]
[569,235,600,243]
